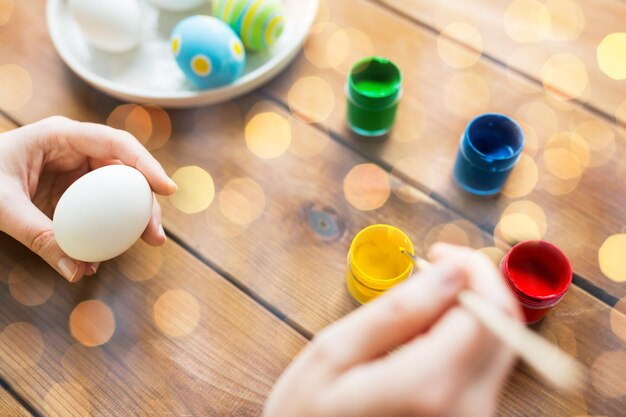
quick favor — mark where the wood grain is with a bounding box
[375,0,626,124]
[2,0,625,301]
[0,1,624,416]
[262,0,626,300]
[0,233,306,416]
[0,388,31,416]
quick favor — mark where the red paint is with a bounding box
[500,241,572,324]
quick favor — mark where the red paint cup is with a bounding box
[499,240,572,324]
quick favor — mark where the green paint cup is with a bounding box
[346,56,402,137]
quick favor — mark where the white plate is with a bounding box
[47,0,318,107]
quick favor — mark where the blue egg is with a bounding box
[171,16,246,89]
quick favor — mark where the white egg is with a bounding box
[69,0,142,53]
[147,0,208,12]
[53,165,153,263]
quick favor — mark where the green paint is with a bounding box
[354,79,398,98]
[346,57,402,137]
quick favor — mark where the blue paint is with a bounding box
[453,113,524,196]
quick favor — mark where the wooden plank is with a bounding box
[0,233,306,416]
[262,0,626,300]
[2,0,625,301]
[0,388,31,417]
[0,2,624,415]
[375,0,626,124]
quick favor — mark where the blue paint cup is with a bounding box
[453,113,524,196]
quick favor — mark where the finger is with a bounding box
[0,192,87,283]
[429,243,522,319]
[85,262,101,277]
[325,308,503,417]
[39,117,177,196]
[309,260,466,370]
[141,195,166,246]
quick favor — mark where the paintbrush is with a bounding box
[399,248,585,392]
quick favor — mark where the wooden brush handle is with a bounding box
[458,290,584,392]
[413,254,584,391]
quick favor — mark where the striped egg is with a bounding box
[212,0,285,52]
[171,15,246,89]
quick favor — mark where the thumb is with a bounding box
[1,194,86,282]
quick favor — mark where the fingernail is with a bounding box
[90,262,100,275]
[58,257,78,282]
[159,225,166,240]
[168,179,178,194]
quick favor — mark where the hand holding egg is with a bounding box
[0,116,177,282]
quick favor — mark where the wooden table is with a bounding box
[0,0,625,415]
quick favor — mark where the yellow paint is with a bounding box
[172,36,180,56]
[346,224,414,304]
[191,55,212,77]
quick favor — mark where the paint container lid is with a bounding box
[500,240,572,306]
[347,57,402,109]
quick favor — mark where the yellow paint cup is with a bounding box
[346,224,414,304]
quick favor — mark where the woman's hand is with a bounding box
[264,243,523,417]
[0,116,176,283]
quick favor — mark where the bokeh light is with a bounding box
[423,221,484,253]
[506,47,548,94]
[8,261,55,306]
[476,247,506,267]
[610,297,626,344]
[427,223,470,249]
[0,322,44,369]
[107,104,171,150]
[541,54,589,100]
[44,382,91,417]
[61,344,108,388]
[545,0,585,41]
[501,154,538,198]
[0,0,13,26]
[598,234,626,282]
[538,130,589,195]
[0,64,32,111]
[303,22,340,69]
[504,0,551,43]
[391,155,448,195]
[288,118,329,158]
[590,350,626,398]
[153,289,200,337]
[437,22,483,69]
[219,177,266,225]
[116,239,163,282]
[518,121,540,157]
[514,100,558,137]
[69,300,116,347]
[542,131,590,178]
[343,163,390,211]
[327,28,373,74]
[444,72,490,119]
[245,112,292,159]
[287,76,335,123]
[597,33,626,80]
[390,97,428,143]
[495,200,547,244]
[573,120,616,168]
[169,166,215,214]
